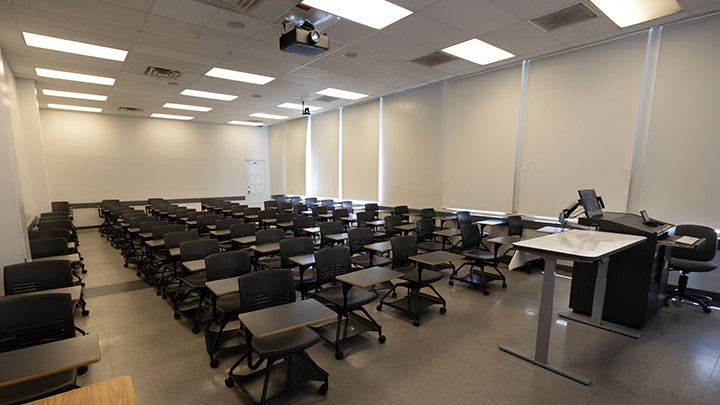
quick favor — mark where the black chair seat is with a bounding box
[351,254,391,268]
[0,369,76,405]
[292,268,316,283]
[216,294,242,314]
[400,269,444,284]
[252,327,320,359]
[417,241,445,251]
[372,231,385,239]
[462,249,495,261]
[314,285,377,309]
[181,273,206,288]
[258,257,282,269]
[670,257,718,273]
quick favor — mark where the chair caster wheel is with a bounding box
[448,280,454,286]
[704,308,711,314]
[335,352,344,360]
[210,359,219,368]
[483,290,490,296]
[173,313,181,319]
[392,292,397,298]
[80,257,84,261]
[82,310,90,316]
[413,321,420,327]
[376,305,382,311]
[162,294,167,299]
[225,377,234,388]
[136,271,141,276]
[156,291,161,296]
[192,326,200,334]
[123,263,129,268]
[502,283,507,288]
[81,269,87,274]
[78,366,88,375]
[378,335,386,343]
[318,383,328,395]
[440,307,447,314]
[81,283,86,287]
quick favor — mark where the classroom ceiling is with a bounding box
[0,0,718,126]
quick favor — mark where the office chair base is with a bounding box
[665,292,712,313]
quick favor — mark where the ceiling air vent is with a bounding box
[412,51,458,68]
[118,106,144,113]
[143,66,182,80]
[313,95,341,103]
[530,3,597,32]
[192,0,266,15]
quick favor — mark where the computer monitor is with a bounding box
[578,189,603,218]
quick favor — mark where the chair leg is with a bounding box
[260,359,275,405]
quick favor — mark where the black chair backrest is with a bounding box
[416,218,435,242]
[460,224,480,251]
[166,206,179,215]
[394,205,409,216]
[312,206,328,217]
[176,208,189,218]
[255,228,285,245]
[384,215,402,237]
[672,225,718,262]
[320,221,343,239]
[259,210,277,220]
[179,239,220,262]
[305,197,318,206]
[164,230,199,249]
[314,247,352,287]
[280,237,315,267]
[37,219,73,231]
[391,236,417,269]
[230,223,257,238]
[277,213,295,223]
[216,218,243,230]
[333,208,349,220]
[365,203,379,215]
[321,199,334,207]
[420,208,436,219]
[51,201,70,213]
[30,237,69,258]
[237,269,296,313]
[29,229,71,241]
[186,210,198,220]
[263,200,278,210]
[205,251,252,282]
[290,196,301,205]
[273,194,286,201]
[293,216,315,237]
[0,294,75,353]
[508,215,523,237]
[293,204,308,215]
[40,212,69,219]
[348,228,373,255]
[139,220,166,233]
[456,211,472,226]
[243,207,261,216]
[152,224,183,240]
[278,201,292,211]
[342,201,353,210]
[197,214,221,233]
[356,211,375,227]
[4,260,74,294]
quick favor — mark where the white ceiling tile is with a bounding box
[0,26,25,46]
[361,70,421,88]
[356,54,404,70]
[547,15,619,43]
[688,1,720,14]
[135,33,232,60]
[186,75,258,94]
[479,21,563,56]
[250,22,284,44]
[619,11,690,32]
[214,59,300,78]
[353,32,434,61]
[430,58,481,74]
[489,0,578,19]
[321,19,376,45]
[4,53,31,66]
[123,53,210,76]
[11,4,139,41]
[143,15,249,46]
[0,2,17,29]
[287,67,356,85]
[421,0,521,37]
[228,38,312,66]
[9,63,35,76]
[247,0,296,21]
[382,12,470,50]
[97,0,154,12]
[325,44,377,64]
[682,0,720,9]
[337,78,396,95]
[307,57,374,78]
[390,0,443,11]
[381,61,452,82]
[11,0,147,29]
[150,0,219,26]
[204,10,269,37]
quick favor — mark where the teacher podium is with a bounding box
[569,212,673,329]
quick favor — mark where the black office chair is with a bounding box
[228,223,257,250]
[347,228,391,268]
[420,208,436,219]
[51,201,71,213]
[319,221,343,247]
[305,197,318,206]
[29,229,81,259]
[311,247,383,360]
[356,211,384,238]
[341,201,353,214]
[4,260,89,316]
[158,230,199,298]
[256,229,286,270]
[204,251,253,368]
[278,201,292,213]
[144,224,183,286]
[383,215,402,239]
[0,294,79,404]
[292,203,308,217]
[364,203,379,217]
[225,269,329,402]
[456,211,472,226]
[451,224,507,295]
[279,237,316,296]
[263,200,278,211]
[173,239,220,333]
[257,210,277,229]
[332,208,349,222]
[293,216,315,237]
[416,219,444,251]
[312,206,329,222]
[394,206,410,223]
[665,225,718,313]
[197,214,222,236]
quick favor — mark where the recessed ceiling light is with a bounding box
[442,39,514,66]
[250,113,289,120]
[42,89,107,101]
[192,32,204,40]
[151,113,193,120]
[163,103,212,112]
[229,120,263,126]
[344,52,359,59]
[252,94,262,98]
[205,67,275,85]
[301,0,412,29]
[316,88,367,101]
[277,102,323,111]
[226,21,246,30]
[590,0,681,28]
[180,89,238,101]
[23,32,127,61]
[35,68,115,86]
[47,103,102,113]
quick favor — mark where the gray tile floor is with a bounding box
[74,229,720,404]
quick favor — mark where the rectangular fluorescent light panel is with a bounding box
[277,103,323,112]
[42,89,107,101]
[442,39,515,66]
[205,67,274,85]
[35,68,115,86]
[163,103,212,112]
[590,0,681,28]
[301,0,412,29]
[23,32,127,61]
[151,113,193,120]
[229,121,263,126]
[180,89,238,101]
[316,88,368,101]
[250,113,289,120]
[47,103,102,113]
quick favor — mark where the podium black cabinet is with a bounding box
[569,212,672,329]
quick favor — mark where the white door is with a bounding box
[246,160,265,207]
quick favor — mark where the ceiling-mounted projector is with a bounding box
[280,24,329,57]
